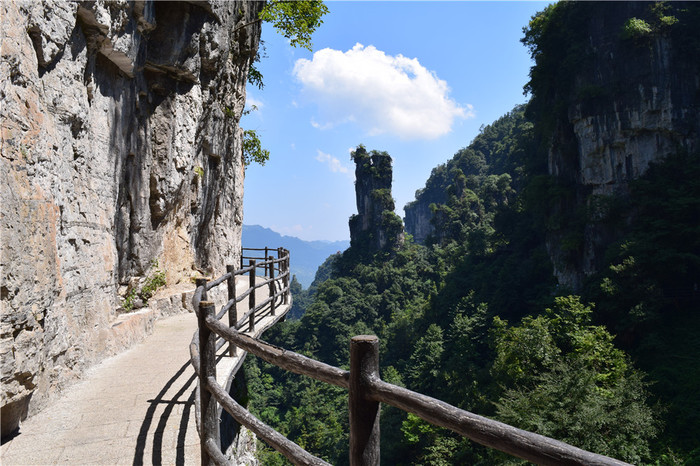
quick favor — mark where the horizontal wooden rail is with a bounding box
[227,270,287,305]
[205,374,331,466]
[203,438,228,466]
[213,274,286,322]
[205,272,232,291]
[216,299,235,321]
[202,320,628,465]
[206,316,350,389]
[366,378,629,466]
[190,247,292,465]
[190,246,628,466]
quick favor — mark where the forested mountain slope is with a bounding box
[244,2,700,464]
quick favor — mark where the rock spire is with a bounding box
[349,146,404,253]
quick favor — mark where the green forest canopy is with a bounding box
[244,2,700,464]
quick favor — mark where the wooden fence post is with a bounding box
[283,251,289,304]
[196,278,208,302]
[226,265,237,357]
[264,247,269,276]
[268,256,276,316]
[249,259,256,332]
[349,335,380,466]
[198,299,220,465]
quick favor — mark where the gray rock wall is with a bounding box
[1,0,261,435]
[403,194,440,245]
[545,4,700,289]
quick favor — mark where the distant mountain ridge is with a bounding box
[242,225,349,288]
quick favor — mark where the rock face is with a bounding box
[404,190,442,245]
[540,3,700,289]
[0,0,261,436]
[349,146,404,253]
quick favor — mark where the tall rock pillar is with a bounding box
[349,146,404,253]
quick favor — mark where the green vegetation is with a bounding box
[121,288,138,313]
[247,0,328,90]
[240,2,700,463]
[492,297,657,463]
[242,129,270,167]
[621,18,653,40]
[259,1,329,51]
[519,2,700,458]
[242,1,328,165]
[121,260,167,312]
[621,3,678,41]
[140,260,167,301]
[586,150,700,456]
[243,106,663,464]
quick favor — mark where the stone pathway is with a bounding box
[1,274,290,465]
[1,312,201,465]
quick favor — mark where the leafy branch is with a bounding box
[243,129,270,167]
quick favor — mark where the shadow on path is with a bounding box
[133,360,196,466]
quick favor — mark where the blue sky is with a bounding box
[242,1,551,242]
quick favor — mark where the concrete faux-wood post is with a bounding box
[196,278,208,302]
[195,277,209,466]
[249,259,256,332]
[349,335,380,466]
[268,256,276,316]
[198,300,219,466]
[264,247,269,276]
[283,250,289,304]
[226,265,237,357]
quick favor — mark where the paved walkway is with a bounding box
[1,276,290,465]
[1,312,201,465]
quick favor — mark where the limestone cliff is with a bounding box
[403,184,445,245]
[527,2,700,289]
[0,0,261,435]
[349,146,404,253]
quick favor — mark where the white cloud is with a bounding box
[311,119,334,130]
[246,95,264,110]
[316,150,352,177]
[293,43,473,140]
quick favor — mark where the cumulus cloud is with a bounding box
[316,150,352,177]
[293,43,473,140]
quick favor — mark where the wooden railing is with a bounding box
[189,248,630,466]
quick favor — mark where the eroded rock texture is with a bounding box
[0,0,261,435]
[349,146,404,253]
[543,3,700,289]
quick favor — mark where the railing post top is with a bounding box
[226,265,235,272]
[196,278,207,287]
[351,335,379,344]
